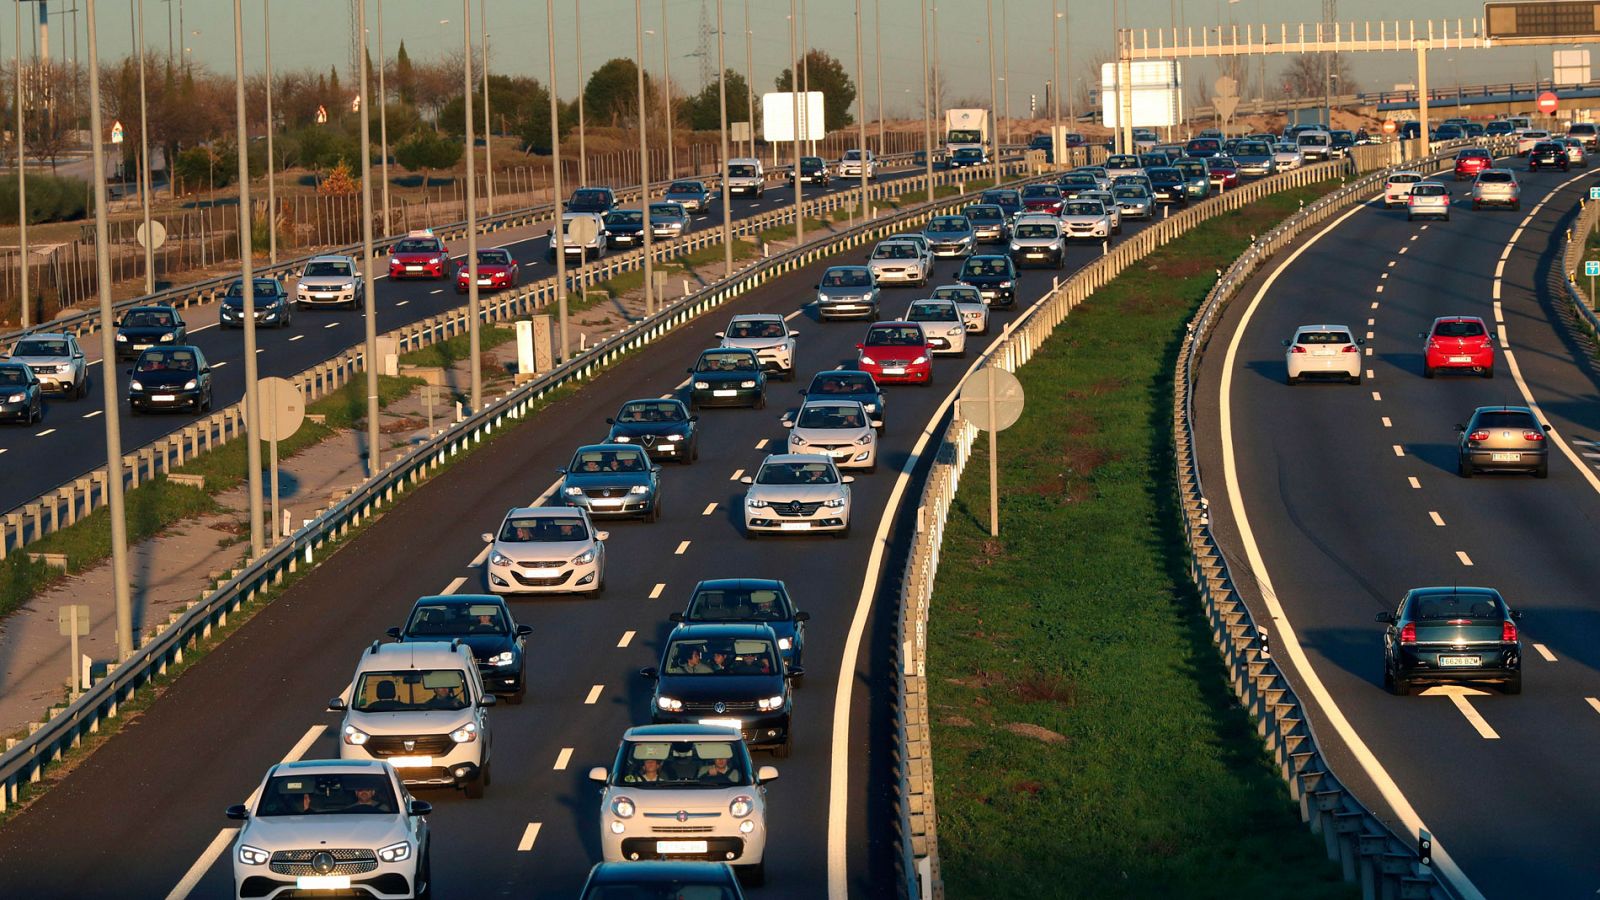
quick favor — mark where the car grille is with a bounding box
[365,735,454,757]
[771,501,823,518]
[683,699,759,712]
[269,849,379,877]
[587,487,629,499]
[513,570,572,587]
[649,825,718,834]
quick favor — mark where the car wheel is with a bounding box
[414,847,433,900]
[739,859,767,888]
[464,773,485,799]
[1423,364,1434,379]
[1535,462,1549,479]
[771,737,793,759]
[1388,669,1411,696]
[753,392,766,410]
[30,400,41,424]
[1347,373,1361,385]
[646,498,660,523]
[1457,456,1473,478]
[1504,673,1523,695]
[1483,365,1495,379]
[1286,374,1298,386]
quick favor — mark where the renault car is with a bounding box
[1421,315,1494,378]
[1456,406,1549,478]
[741,453,853,538]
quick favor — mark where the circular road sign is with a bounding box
[960,368,1025,433]
[136,219,167,251]
[1538,91,1559,115]
[256,376,306,442]
[565,215,600,248]
[1382,119,1397,135]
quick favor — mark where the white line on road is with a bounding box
[1510,226,1525,243]
[163,829,236,900]
[284,725,328,763]
[674,540,691,555]
[1382,417,1392,428]
[82,410,102,419]
[1375,285,1384,293]
[1372,391,1382,401]
[34,428,55,437]
[554,748,573,770]
[701,502,717,516]
[1492,279,1502,300]
[584,684,604,704]
[212,361,228,368]
[755,438,768,449]
[442,576,467,594]
[649,583,666,599]
[1446,691,1500,739]
[1380,272,1388,279]
[1398,247,1408,254]
[1365,347,1373,356]
[324,322,339,329]
[1371,301,1380,309]
[289,334,304,341]
[1493,301,1503,323]
[1365,369,1374,379]
[517,822,543,852]
[729,468,744,481]
[1587,697,1600,717]
[1429,511,1445,526]
[1533,643,1557,662]
[618,631,635,648]
[396,300,409,307]
[1408,476,1421,489]
[1367,318,1375,326]
[1365,330,1374,339]
[430,289,444,295]
[1392,445,1405,457]
[1387,260,1396,267]
[1456,551,1474,566]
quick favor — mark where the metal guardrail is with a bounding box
[887,157,1351,900]
[0,144,1079,815]
[1561,191,1600,340]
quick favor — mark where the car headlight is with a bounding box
[5,392,22,403]
[1008,243,1022,253]
[739,380,757,389]
[429,256,442,265]
[450,722,478,743]
[730,795,755,818]
[572,548,596,565]
[489,550,510,567]
[777,636,793,650]
[656,695,683,712]
[756,694,785,711]
[862,402,878,413]
[237,844,271,866]
[160,332,175,341]
[912,356,927,365]
[564,486,584,496]
[115,333,127,341]
[746,497,769,509]
[998,281,1013,289]
[859,354,876,366]
[824,497,847,508]
[628,484,650,495]
[128,380,144,392]
[611,796,636,818]
[183,379,198,390]
[488,651,515,666]
[856,433,874,446]
[377,841,412,863]
[665,433,683,442]
[693,380,710,389]
[342,724,370,746]
[948,327,963,336]
[612,434,631,442]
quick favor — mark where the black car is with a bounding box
[219,276,292,329]
[1027,134,1054,163]
[673,579,810,671]
[1146,167,1188,204]
[114,304,187,360]
[786,155,831,185]
[963,203,1010,244]
[1184,138,1223,158]
[957,254,1018,309]
[1330,130,1356,156]
[1456,405,1549,478]
[802,369,886,431]
[642,622,800,755]
[387,594,532,702]
[579,862,746,900]
[0,361,43,424]
[127,344,213,414]
[559,443,663,521]
[1529,142,1569,171]
[1055,172,1099,199]
[978,189,1023,220]
[606,397,699,463]
[686,348,766,409]
[1377,586,1522,695]
[565,186,617,214]
[603,209,646,248]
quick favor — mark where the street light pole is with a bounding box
[358,0,381,477]
[986,0,1000,186]
[480,0,493,215]
[546,0,569,362]
[84,0,131,657]
[716,0,731,274]
[1051,1,1060,160]
[743,0,754,158]
[575,0,585,184]
[854,0,867,214]
[635,0,654,316]
[460,0,481,412]
[921,0,932,198]
[15,0,28,328]
[377,0,390,235]
[262,0,276,265]
[231,0,264,556]
[1001,0,1009,147]
[659,0,673,178]
[136,0,154,292]
[788,0,801,247]
[873,0,882,156]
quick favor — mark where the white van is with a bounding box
[1295,130,1332,162]
[726,158,766,198]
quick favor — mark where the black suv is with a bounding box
[642,623,800,756]
[605,397,699,463]
[801,369,886,432]
[977,189,1023,221]
[565,186,617,214]
[1528,142,1569,171]
[388,594,532,702]
[956,254,1018,309]
[1146,167,1188,204]
[1377,587,1522,695]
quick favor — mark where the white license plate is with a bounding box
[1448,356,1473,363]
[1491,452,1521,462]
[405,265,423,272]
[133,344,151,351]
[697,717,743,730]
[1438,655,1481,667]
[521,568,561,578]
[1311,349,1335,356]
[882,367,906,375]
[151,394,176,402]
[297,875,353,890]
[591,498,623,507]
[1027,252,1045,258]
[478,278,493,285]
[779,522,811,531]
[657,840,709,854]
[386,755,433,767]
[712,389,738,397]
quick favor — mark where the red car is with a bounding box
[1422,316,1495,378]
[1454,148,1492,181]
[1020,184,1065,216]
[856,321,933,385]
[456,247,520,294]
[388,230,449,280]
[1206,157,1240,189]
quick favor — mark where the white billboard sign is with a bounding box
[1099,60,1183,129]
[1555,49,1591,85]
[761,92,826,142]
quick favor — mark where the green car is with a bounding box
[1174,158,1212,200]
[686,347,766,409]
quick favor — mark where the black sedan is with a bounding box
[1528,142,1570,171]
[114,305,187,361]
[127,345,213,414]
[786,156,831,185]
[603,209,646,249]
[642,622,800,756]
[220,276,293,329]
[802,369,886,432]
[686,348,766,409]
[1377,586,1522,695]
[606,397,699,463]
[559,443,663,521]
[664,179,716,213]
[956,254,1019,309]
[388,594,532,702]
[978,189,1024,220]
[1146,167,1189,205]
[672,579,810,671]
[0,362,43,424]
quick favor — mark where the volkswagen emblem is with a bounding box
[714,701,727,714]
[404,739,416,752]
[676,810,689,823]
[311,851,337,875]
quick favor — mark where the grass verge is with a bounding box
[397,326,517,369]
[930,180,1359,898]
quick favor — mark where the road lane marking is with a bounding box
[1429,511,1445,526]
[1367,318,1375,326]
[1410,233,1420,240]
[1375,285,1384,293]
[1420,686,1499,739]
[213,361,228,368]
[1365,369,1374,379]
[430,289,444,295]
[163,829,236,900]
[674,540,691,555]
[517,822,542,852]
[1398,247,1408,254]
[1382,417,1392,427]
[701,502,717,516]
[1365,347,1373,356]
[34,428,55,437]
[396,300,409,307]
[1456,551,1474,566]
[190,322,218,333]
[81,410,101,419]
[1380,273,1388,279]
[442,576,466,594]
[730,469,744,481]
[649,583,665,599]
[289,334,304,341]
[1408,476,1421,489]
[1387,260,1396,267]
[1493,301,1503,323]
[1498,324,1509,345]
[1510,227,1524,243]
[1365,331,1374,339]
[1372,391,1382,401]
[1492,279,1502,300]
[470,543,491,567]
[1533,644,1557,662]
[324,322,340,329]
[1586,697,1600,716]
[755,438,769,449]
[1371,301,1379,309]
[1392,445,1404,456]
[584,684,604,704]
[618,630,635,648]
[284,725,328,763]
[554,748,573,770]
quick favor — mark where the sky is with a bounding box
[3,1,1570,118]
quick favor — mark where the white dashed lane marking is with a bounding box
[35,429,55,437]
[649,583,666,599]
[730,469,745,481]
[82,410,102,419]
[702,502,717,516]
[1372,392,1383,401]
[675,540,691,555]
[1408,476,1421,489]
[1429,511,1446,527]
[755,439,769,449]
[289,334,304,341]
[1382,417,1392,428]
[1534,644,1557,663]
[517,823,542,852]
[1456,551,1474,566]
[618,630,635,648]
[553,748,573,770]
[584,685,604,704]
[1392,445,1405,457]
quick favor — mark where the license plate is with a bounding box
[1491,452,1521,462]
[478,278,493,285]
[151,394,176,402]
[591,498,623,507]
[133,344,151,351]
[779,522,811,531]
[697,717,743,730]
[405,265,423,272]
[297,875,352,890]
[882,367,906,375]
[1438,655,1481,667]
[1311,349,1334,356]
[657,840,709,854]
[1027,252,1045,258]
[712,389,738,397]
[521,568,561,578]
[386,755,433,767]
[1448,356,1472,363]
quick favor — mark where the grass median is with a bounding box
[930,181,1358,899]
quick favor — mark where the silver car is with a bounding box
[227,759,431,900]
[1080,190,1123,234]
[814,266,880,320]
[7,332,88,398]
[1271,142,1304,170]
[548,212,609,264]
[904,297,967,356]
[1232,140,1277,176]
[482,506,608,595]
[867,239,931,287]
[1059,198,1112,240]
[1471,169,1521,210]
[295,255,363,309]
[783,399,879,471]
[742,454,854,538]
[1406,181,1451,221]
[719,313,798,380]
[1112,184,1154,220]
[1075,166,1112,191]
[923,214,976,257]
[929,283,989,335]
[1008,215,1066,269]
[591,724,778,883]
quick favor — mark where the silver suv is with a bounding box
[7,333,89,399]
[590,724,779,886]
[328,641,495,798]
[296,255,363,309]
[227,759,431,900]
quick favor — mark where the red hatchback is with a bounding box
[1422,316,1495,378]
[857,321,933,385]
[388,230,449,280]
[1454,148,1492,181]
[1020,184,1065,216]
[456,247,520,294]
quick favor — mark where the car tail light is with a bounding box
[1289,345,1306,353]
[1502,620,1518,642]
[1468,430,1489,441]
[1341,345,1359,353]
[1523,430,1545,441]
[1399,623,1416,643]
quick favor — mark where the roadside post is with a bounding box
[421,385,446,432]
[58,605,90,699]
[258,377,306,544]
[960,367,1025,537]
[1586,260,1599,306]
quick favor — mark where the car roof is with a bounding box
[729,313,783,322]
[1432,315,1486,323]
[1406,586,1502,599]
[15,331,72,341]
[586,861,736,884]
[760,452,839,465]
[700,346,758,357]
[1471,404,1534,415]
[574,442,648,454]
[1294,324,1353,332]
[352,640,474,672]
[669,622,779,640]
[272,758,391,776]
[823,264,871,273]
[127,304,179,312]
[810,368,879,383]
[307,254,356,264]
[504,505,587,519]
[408,593,507,610]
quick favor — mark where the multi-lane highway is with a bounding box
[1195,155,1600,896]
[0,166,933,515]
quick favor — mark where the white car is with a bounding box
[718,313,798,380]
[1059,198,1112,240]
[904,297,967,356]
[1471,169,1521,210]
[1080,190,1123,234]
[1406,181,1451,221]
[295,255,363,309]
[742,454,853,538]
[838,148,876,180]
[929,283,989,335]
[1516,130,1551,156]
[1271,142,1304,170]
[548,212,609,264]
[227,759,431,900]
[1285,324,1363,385]
[783,399,879,471]
[482,506,608,595]
[867,238,932,287]
[1383,172,1425,208]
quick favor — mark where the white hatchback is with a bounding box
[1285,324,1364,385]
[1383,172,1425,208]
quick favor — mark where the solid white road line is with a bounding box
[430,289,444,295]
[1218,193,1487,900]
[517,822,543,852]
[554,748,574,770]
[584,685,604,704]
[674,540,690,555]
[1429,511,1445,527]
[396,300,409,307]
[618,631,635,648]
[1533,643,1557,663]
[701,502,717,516]
[649,583,666,599]
[324,322,339,329]
[442,576,467,594]
[1456,551,1474,566]
[1408,476,1421,489]
[470,543,491,567]
[163,829,236,900]
[1443,690,1500,739]
[284,725,328,763]
[213,361,229,368]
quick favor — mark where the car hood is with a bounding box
[924,229,971,241]
[9,354,72,368]
[959,272,1010,285]
[603,784,748,810]
[721,337,790,353]
[345,709,475,735]
[656,673,786,702]
[607,221,645,234]
[1060,213,1106,225]
[392,251,442,262]
[242,814,410,851]
[1011,234,1061,246]
[223,294,285,308]
[131,368,199,388]
[118,325,180,339]
[493,538,594,563]
[1234,153,1272,163]
[747,482,848,504]
[790,424,873,445]
[817,285,875,300]
[608,421,692,441]
[868,257,921,268]
[461,264,513,276]
[403,632,514,660]
[564,470,653,490]
[299,275,357,289]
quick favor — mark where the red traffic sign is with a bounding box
[1381,119,1397,135]
[1538,91,1559,114]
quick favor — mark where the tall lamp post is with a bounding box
[635,0,654,315]
[15,0,28,328]
[659,0,672,178]
[376,0,390,234]
[921,0,932,197]
[743,0,754,158]
[546,0,569,362]
[986,0,1000,185]
[575,0,585,184]
[715,0,731,274]
[358,0,381,476]
[853,0,867,215]
[230,0,265,556]
[261,0,276,264]
[788,0,801,246]
[135,0,154,292]
[480,0,492,215]
[460,0,481,412]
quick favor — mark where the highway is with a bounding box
[1194,156,1600,897]
[0,165,933,516]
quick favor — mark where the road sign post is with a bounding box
[1587,260,1600,306]
[257,377,306,543]
[58,604,90,698]
[421,384,446,432]
[960,367,1025,537]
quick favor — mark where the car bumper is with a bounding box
[789,442,877,468]
[745,508,850,534]
[816,301,877,319]
[1407,203,1450,217]
[457,276,513,292]
[690,386,763,407]
[1426,351,1493,371]
[0,398,32,420]
[297,291,357,306]
[972,286,1015,307]
[928,242,972,257]
[236,869,416,900]
[566,492,656,517]
[487,559,602,594]
[868,267,924,284]
[1236,163,1273,175]
[651,227,685,239]
[612,437,688,458]
[221,307,289,326]
[128,388,203,410]
[1010,248,1061,267]
[972,227,1006,243]
[341,743,484,788]
[959,310,988,332]
[1118,204,1152,219]
[925,333,965,354]
[861,362,932,384]
[728,181,764,195]
[1473,192,1518,206]
[33,373,77,394]
[1395,647,1520,683]
[115,341,159,359]
[478,663,524,695]
[1064,225,1108,239]
[1287,356,1360,378]
[603,824,766,866]
[389,263,446,278]
[1462,448,1547,472]
[652,708,792,748]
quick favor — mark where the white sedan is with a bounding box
[1284,324,1363,385]
[929,283,989,335]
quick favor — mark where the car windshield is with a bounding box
[352,669,470,712]
[729,164,758,177]
[1148,168,1179,180]
[569,448,649,473]
[1021,185,1060,199]
[393,238,439,253]
[1407,592,1505,621]
[1013,222,1057,238]
[122,309,174,327]
[1063,202,1103,216]
[1434,320,1485,337]
[1107,155,1140,167]
[1112,186,1146,198]
[822,268,872,288]
[662,636,781,677]
[798,403,867,428]
[961,258,1010,276]
[0,367,27,385]
[617,400,686,423]
[1411,185,1446,197]
[606,210,644,226]
[475,250,511,266]
[649,203,683,217]
[612,739,752,787]
[927,217,968,232]
[1176,161,1206,176]
[1460,150,1489,159]
[257,773,398,817]
[572,190,610,206]
[801,157,823,169]
[931,287,980,304]
[226,280,280,297]
[725,318,787,339]
[405,602,507,636]
[134,350,196,372]
[964,205,1003,222]
[497,515,589,542]
[696,351,758,372]
[1187,139,1220,152]
[1478,172,1514,183]
[1298,134,1329,146]
[843,150,865,161]
[809,373,876,395]
[1273,143,1297,152]
[955,149,982,159]
[866,324,925,345]
[872,243,919,260]
[981,191,1020,205]
[1296,331,1351,345]
[667,183,701,194]
[303,261,352,277]
[1474,411,1536,430]
[1059,175,1095,186]
[1389,174,1422,185]
[757,460,839,485]
[1237,141,1269,155]
[908,301,957,321]
[13,338,68,356]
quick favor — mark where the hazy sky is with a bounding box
[8,1,1565,116]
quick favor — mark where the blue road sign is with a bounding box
[1591,186,1600,201]
[1586,260,1600,278]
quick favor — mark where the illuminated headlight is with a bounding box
[730,795,755,818]
[656,695,683,712]
[342,724,370,746]
[129,380,144,392]
[756,694,785,711]
[116,333,127,342]
[739,380,757,389]
[912,356,927,365]
[489,551,510,567]
[183,379,198,390]
[449,722,478,743]
[740,819,756,834]
[237,844,271,866]
[572,548,596,565]
[948,327,963,337]
[777,636,793,650]
[628,484,650,495]
[693,381,710,390]
[564,486,584,496]
[859,355,876,366]
[160,332,175,341]
[862,403,877,413]
[824,497,847,508]
[789,435,804,447]
[998,281,1013,289]
[5,393,22,403]
[377,841,412,863]
[665,434,683,442]
[611,796,636,818]
[428,256,442,265]
[612,435,631,442]
[1008,243,1022,253]
[488,651,515,666]
[746,497,769,509]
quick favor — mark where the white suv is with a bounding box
[1383,172,1424,208]
[718,313,799,380]
[725,158,766,197]
[328,641,495,798]
[838,148,876,180]
[227,759,431,900]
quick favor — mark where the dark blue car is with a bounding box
[802,369,886,432]
[558,443,663,521]
[672,579,810,670]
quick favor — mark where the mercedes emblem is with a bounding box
[312,851,336,875]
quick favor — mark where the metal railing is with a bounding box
[1561,192,1600,340]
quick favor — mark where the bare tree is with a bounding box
[1283,53,1359,99]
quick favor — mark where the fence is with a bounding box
[1561,189,1600,341]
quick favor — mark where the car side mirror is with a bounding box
[640,666,659,679]
[480,532,494,543]
[556,467,567,474]
[1454,424,1466,432]
[327,697,347,711]
[714,332,725,338]
[605,417,615,425]
[385,626,401,639]
[789,330,800,338]
[669,612,685,622]
[740,476,754,485]
[201,366,211,374]
[689,415,699,422]
[126,369,134,378]
[589,766,609,783]
[841,476,855,484]
[1374,611,1395,623]
[786,666,806,679]
[408,800,432,817]
[479,695,496,708]
[871,419,884,429]
[780,417,794,428]
[595,530,609,541]
[855,343,864,351]
[1416,332,1427,339]
[1281,339,1291,347]
[757,765,780,783]
[226,804,250,821]
[651,464,661,473]
[794,610,811,622]
[1511,609,1524,620]
[1357,338,1366,345]
[813,283,820,289]
[686,367,695,374]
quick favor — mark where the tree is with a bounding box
[317,159,359,195]
[393,128,462,184]
[1283,53,1359,99]
[394,41,416,104]
[585,58,653,127]
[775,50,856,132]
[682,69,753,132]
